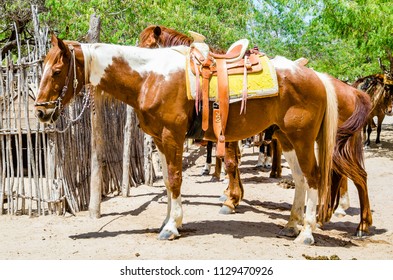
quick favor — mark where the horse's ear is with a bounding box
[153,26,162,38]
[50,33,68,54]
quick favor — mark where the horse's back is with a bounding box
[331,78,371,124]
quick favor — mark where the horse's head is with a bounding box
[384,87,393,116]
[138,25,163,48]
[35,34,85,123]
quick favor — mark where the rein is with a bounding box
[35,44,90,133]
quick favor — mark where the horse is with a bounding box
[139,25,283,181]
[138,26,365,226]
[353,74,393,147]
[35,34,371,244]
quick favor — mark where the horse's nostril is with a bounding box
[36,109,45,119]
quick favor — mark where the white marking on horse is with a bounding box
[81,44,187,86]
[42,63,52,80]
[283,150,306,231]
[271,56,300,74]
[283,148,319,244]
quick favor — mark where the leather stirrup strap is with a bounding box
[201,67,211,131]
[215,58,229,158]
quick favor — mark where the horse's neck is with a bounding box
[80,43,187,107]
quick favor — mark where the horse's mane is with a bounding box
[139,25,225,54]
[139,25,193,47]
[352,74,384,89]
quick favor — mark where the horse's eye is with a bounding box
[53,70,61,76]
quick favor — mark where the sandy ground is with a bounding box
[1,120,393,261]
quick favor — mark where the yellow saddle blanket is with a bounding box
[185,54,278,102]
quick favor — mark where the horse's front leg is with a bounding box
[365,122,372,147]
[276,130,321,245]
[154,138,184,240]
[220,141,244,214]
[375,115,385,146]
[333,175,350,218]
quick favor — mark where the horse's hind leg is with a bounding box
[353,179,372,237]
[270,139,282,178]
[279,150,307,237]
[278,130,321,245]
[334,178,350,218]
[335,133,372,236]
[219,141,244,214]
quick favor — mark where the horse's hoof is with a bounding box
[158,229,180,240]
[269,173,277,178]
[278,227,299,237]
[334,208,346,218]
[210,176,220,182]
[219,194,227,202]
[201,164,211,175]
[355,230,369,238]
[219,205,235,214]
[295,234,314,245]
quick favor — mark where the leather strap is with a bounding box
[214,58,229,158]
[201,66,211,131]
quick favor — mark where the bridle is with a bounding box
[35,44,90,132]
[35,44,79,110]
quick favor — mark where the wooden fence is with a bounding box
[0,9,151,216]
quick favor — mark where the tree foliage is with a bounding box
[40,0,254,50]
[1,0,391,80]
[321,0,393,76]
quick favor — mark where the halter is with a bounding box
[35,44,79,110]
[35,44,91,132]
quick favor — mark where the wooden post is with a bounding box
[121,106,133,197]
[86,13,103,218]
[144,134,154,186]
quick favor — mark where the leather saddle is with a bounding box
[190,39,264,157]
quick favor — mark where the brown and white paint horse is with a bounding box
[139,26,371,235]
[139,25,282,208]
[35,34,371,244]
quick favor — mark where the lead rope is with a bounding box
[53,88,90,133]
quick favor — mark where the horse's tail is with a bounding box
[314,72,338,223]
[330,88,371,216]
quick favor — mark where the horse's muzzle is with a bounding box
[34,106,60,123]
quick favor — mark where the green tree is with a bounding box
[41,0,254,49]
[322,0,393,76]
[2,0,391,80]
[0,0,46,57]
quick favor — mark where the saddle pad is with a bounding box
[186,54,279,103]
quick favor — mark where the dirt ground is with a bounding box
[1,120,393,261]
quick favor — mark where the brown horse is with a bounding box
[353,74,393,147]
[138,25,282,205]
[139,25,282,188]
[138,25,370,235]
[35,34,371,244]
